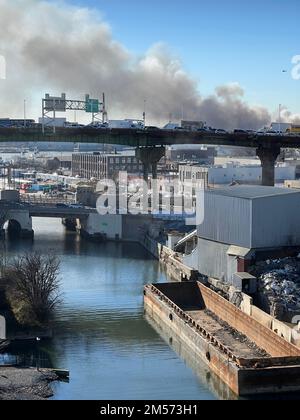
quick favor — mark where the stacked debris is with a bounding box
[250,256,300,321]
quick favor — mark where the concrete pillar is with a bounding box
[62,218,77,232]
[136,146,166,183]
[4,210,34,240]
[80,214,122,242]
[143,163,150,183]
[256,146,281,187]
[152,163,158,181]
[0,315,6,340]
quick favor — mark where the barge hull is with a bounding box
[144,282,300,396]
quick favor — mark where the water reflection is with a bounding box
[145,315,237,401]
[2,218,217,400]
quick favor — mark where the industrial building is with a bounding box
[183,186,300,290]
[179,163,296,186]
[166,145,216,164]
[72,152,143,180]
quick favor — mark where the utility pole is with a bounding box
[143,100,146,127]
[24,99,26,128]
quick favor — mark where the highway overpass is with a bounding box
[1,126,300,186]
[1,126,300,148]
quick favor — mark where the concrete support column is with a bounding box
[152,163,158,181]
[62,218,77,232]
[136,146,166,184]
[256,146,281,187]
[143,163,150,183]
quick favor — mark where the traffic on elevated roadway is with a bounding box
[1,116,300,137]
[1,120,300,149]
[1,92,300,147]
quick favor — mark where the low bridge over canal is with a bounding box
[0,202,171,243]
[0,202,98,240]
[1,127,300,186]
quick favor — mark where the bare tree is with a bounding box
[8,253,61,324]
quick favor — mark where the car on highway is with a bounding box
[197,127,215,133]
[87,122,109,129]
[64,123,85,128]
[233,129,248,135]
[286,132,299,137]
[56,203,69,208]
[215,129,228,135]
[69,204,84,209]
[265,130,280,136]
[256,129,279,136]
[144,126,160,131]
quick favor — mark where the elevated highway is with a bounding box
[1,126,300,186]
[1,126,300,148]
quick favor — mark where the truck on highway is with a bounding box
[287,125,300,134]
[108,119,144,129]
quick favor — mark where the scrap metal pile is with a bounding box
[250,256,300,320]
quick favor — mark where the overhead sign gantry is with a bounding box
[42,93,107,133]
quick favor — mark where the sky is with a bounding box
[68,0,300,112]
[0,0,299,128]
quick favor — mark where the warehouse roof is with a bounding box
[207,185,300,199]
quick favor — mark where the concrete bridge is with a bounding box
[1,126,300,186]
[0,202,166,243]
[0,202,99,240]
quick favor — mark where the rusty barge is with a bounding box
[144,282,300,397]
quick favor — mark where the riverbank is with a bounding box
[0,367,58,400]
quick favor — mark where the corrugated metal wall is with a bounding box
[198,190,300,249]
[197,192,252,248]
[252,194,300,248]
[196,238,236,282]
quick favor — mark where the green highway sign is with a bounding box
[85,98,100,113]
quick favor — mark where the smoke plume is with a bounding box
[0,0,274,129]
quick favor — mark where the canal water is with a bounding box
[2,218,219,400]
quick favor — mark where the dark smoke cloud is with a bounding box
[0,0,274,129]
